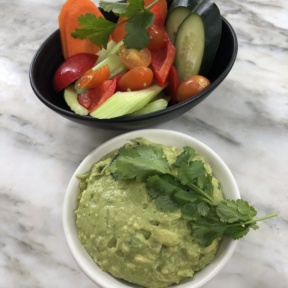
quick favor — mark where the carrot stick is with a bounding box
[58,0,104,59]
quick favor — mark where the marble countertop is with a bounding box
[1,0,287,287]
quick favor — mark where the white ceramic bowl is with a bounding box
[63,129,240,288]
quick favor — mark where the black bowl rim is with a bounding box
[29,16,238,124]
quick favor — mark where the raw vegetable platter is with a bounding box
[30,0,238,129]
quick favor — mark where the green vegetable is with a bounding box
[108,141,278,246]
[90,84,164,119]
[129,98,168,116]
[71,0,158,50]
[64,85,88,116]
[166,0,222,80]
[165,6,190,43]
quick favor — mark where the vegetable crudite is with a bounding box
[51,0,228,119]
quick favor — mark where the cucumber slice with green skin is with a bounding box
[166,0,222,80]
[174,13,205,82]
[165,7,190,43]
[64,85,88,116]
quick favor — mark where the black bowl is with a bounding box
[29,16,237,130]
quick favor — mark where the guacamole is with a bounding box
[75,138,223,288]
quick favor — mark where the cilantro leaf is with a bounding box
[105,139,278,247]
[99,1,129,15]
[224,224,251,240]
[123,10,154,49]
[216,199,257,223]
[191,217,227,247]
[123,0,145,17]
[154,195,181,212]
[71,13,116,49]
[181,202,210,221]
[177,160,207,185]
[71,0,155,50]
[146,174,181,198]
[109,144,169,181]
[173,146,196,167]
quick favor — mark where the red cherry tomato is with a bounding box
[147,24,166,50]
[118,67,154,91]
[176,75,210,103]
[53,53,98,92]
[77,64,110,89]
[118,45,151,70]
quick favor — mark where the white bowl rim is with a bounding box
[63,129,239,288]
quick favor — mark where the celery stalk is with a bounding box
[90,85,164,119]
[129,98,168,116]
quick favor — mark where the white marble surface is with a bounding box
[1,0,287,287]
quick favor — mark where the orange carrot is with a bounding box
[58,0,104,59]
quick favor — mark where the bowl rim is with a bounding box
[63,129,239,288]
[29,16,238,124]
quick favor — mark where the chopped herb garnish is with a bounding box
[108,141,278,246]
[71,0,157,50]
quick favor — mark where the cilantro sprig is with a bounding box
[108,141,278,247]
[71,0,157,50]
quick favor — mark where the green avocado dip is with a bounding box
[75,138,224,288]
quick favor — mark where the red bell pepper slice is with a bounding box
[165,65,180,105]
[77,78,117,113]
[150,32,176,87]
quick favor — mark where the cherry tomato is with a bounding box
[118,45,151,70]
[147,24,166,50]
[53,53,98,92]
[77,64,110,89]
[118,67,153,91]
[176,75,210,103]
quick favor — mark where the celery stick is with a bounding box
[108,40,124,56]
[96,40,117,64]
[92,54,127,78]
[129,98,168,116]
[90,85,164,119]
[64,85,88,116]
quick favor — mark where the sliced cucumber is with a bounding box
[166,0,222,80]
[174,13,205,82]
[165,7,190,43]
[64,85,88,116]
